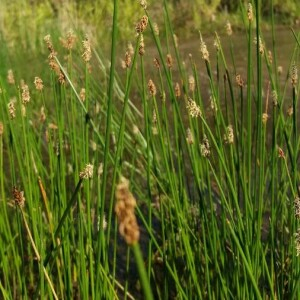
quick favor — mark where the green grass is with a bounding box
[0,0,300,299]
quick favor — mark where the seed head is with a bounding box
[136,15,148,34]
[186,128,194,145]
[82,36,92,62]
[125,51,131,68]
[175,82,181,97]
[224,125,234,144]
[8,99,16,119]
[247,3,253,22]
[139,34,145,56]
[200,135,210,157]
[186,98,202,118]
[277,66,283,75]
[295,228,300,256]
[21,84,30,105]
[262,113,269,125]
[295,197,300,219]
[153,57,160,69]
[40,106,46,123]
[127,43,134,56]
[236,74,244,87]
[7,69,15,85]
[166,54,173,68]
[254,37,264,55]
[115,177,140,245]
[140,0,147,10]
[79,163,94,179]
[60,29,77,50]
[272,90,278,107]
[189,75,195,92]
[210,96,217,112]
[200,39,209,61]
[226,21,232,36]
[148,79,156,96]
[291,63,298,86]
[12,187,25,208]
[153,23,159,35]
[80,88,86,102]
[277,146,285,158]
[34,77,44,90]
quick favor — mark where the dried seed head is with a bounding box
[97,214,107,231]
[247,3,253,22]
[226,21,232,36]
[60,29,77,50]
[80,88,86,102]
[115,177,140,245]
[136,15,148,34]
[40,106,46,123]
[295,228,300,256]
[8,98,16,119]
[262,113,269,124]
[186,98,202,118]
[153,57,160,69]
[200,38,209,61]
[127,43,134,56]
[224,125,234,144]
[21,84,30,105]
[291,63,298,86]
[148,79,156,96]
[58,72,66,85]
[175,82,181,97]
[34,77,44,90]
[166,54,173,68]
[272,90,278,107]
[213,38,220,51]
[139,34,145,56]
[294,197,300,219]
[254,37,264,55]
[236,74,244,87]
[277,146,285,158]
[287,105,293,117]
[200,135,210,157]
[44,34,56,54]
[210,96,217,112]
[140,0,147,10]
[153,23,159,35]
[268,50,273,64]
[125,51,131,68]
[189,75,195,92]
[7,69,15,85]
[152,109,158,135]
[12,187,25,208]
[79,163,94,179]
[186,128,194,145]
[82,36,92,62]
[277,66,283,75]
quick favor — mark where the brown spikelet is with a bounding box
[115,177,140,245]
[148,79,156,96]
[12,187,25,208]
[136,15,148,34]
[166,54,173,68]
[34,77,44,90]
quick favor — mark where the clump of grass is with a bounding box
[0,0,300,299]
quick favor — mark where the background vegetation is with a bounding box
[1,0,300,299]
